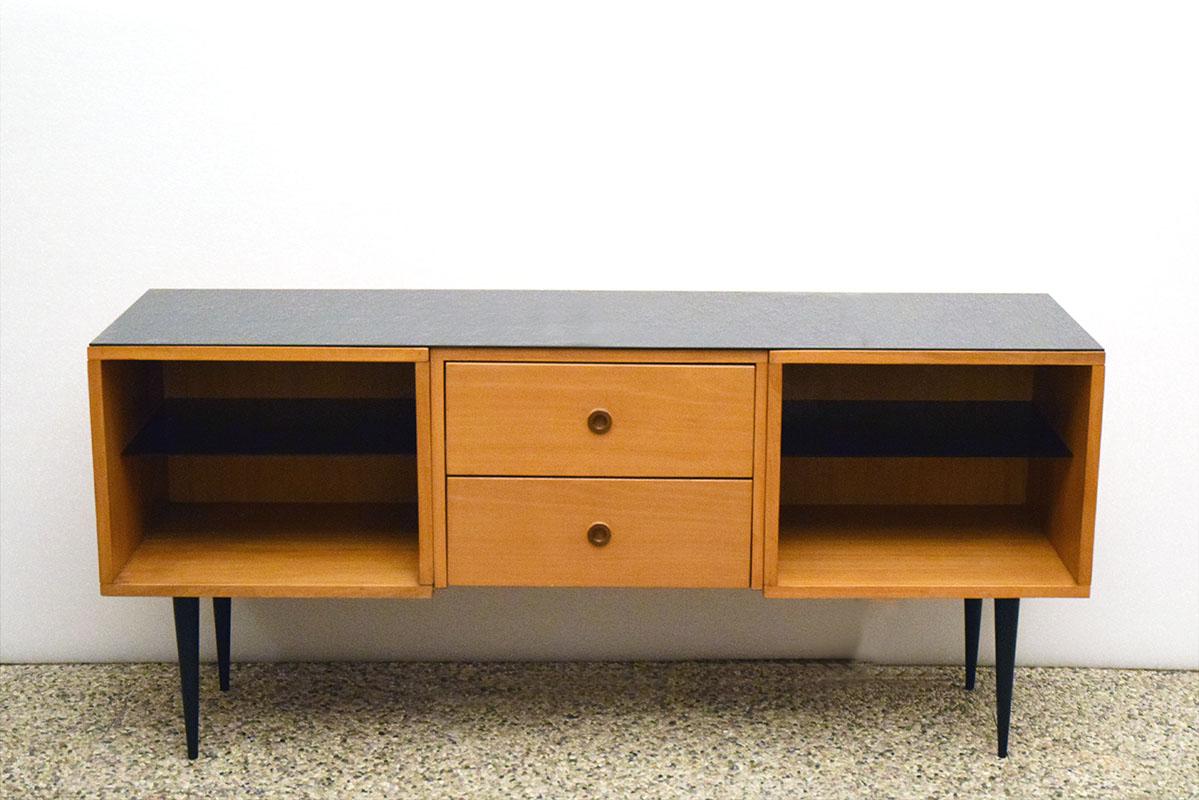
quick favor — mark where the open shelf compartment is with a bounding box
[768,360,1102,598]
[110,503,420,597]
[777,505,1081,597]
[90,355,431,597]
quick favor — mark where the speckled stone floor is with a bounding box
[1,662,1195,799]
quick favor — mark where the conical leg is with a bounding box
[172,597,200,759]
[964,598,982,690]
[213,597,231,691]
[994,598,1020,758]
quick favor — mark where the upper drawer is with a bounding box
[444,362,756,477]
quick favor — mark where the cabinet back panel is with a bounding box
[167,455,416,503]
[784,365,1034,401]
[781,457,1027,505]
[163,362,414,399]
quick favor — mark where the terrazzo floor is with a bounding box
[1,662,1196,799]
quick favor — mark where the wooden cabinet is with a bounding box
[87,291,1104,760]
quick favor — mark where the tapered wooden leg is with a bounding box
[994,598,1020,758]
[964,598,982,690]
[213,598,231,692]
[172,597,200,760]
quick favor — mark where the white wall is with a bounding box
[2,0,1196,668]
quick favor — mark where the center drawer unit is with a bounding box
[436,353,767,589]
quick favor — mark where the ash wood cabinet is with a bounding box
[87,291,1104,760]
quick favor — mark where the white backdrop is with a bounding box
[2,1,1196,668]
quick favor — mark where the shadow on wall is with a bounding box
[186,590,966,663]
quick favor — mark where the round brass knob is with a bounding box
[587,522,611,547]
[587,408,612,434]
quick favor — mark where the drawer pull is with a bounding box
[587,408,612,434]
[587,522,612,547]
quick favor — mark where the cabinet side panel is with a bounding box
[90,358,166,586]
[1030,365,1102,586]
[414,361,434,585]
[1077,365,1104,585]
[750,361,768,588]
[763,362,783,588]
[430,352,449,587]
[88,360,113,583]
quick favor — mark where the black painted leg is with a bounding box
[964,598,982,690]
[213,597,231,692]
[994,598,1020,758]
[172,597,200,760]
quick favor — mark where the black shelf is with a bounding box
[124,398,417,456]
[781,400,1071,458]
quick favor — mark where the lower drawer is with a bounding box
[447,477,752,587]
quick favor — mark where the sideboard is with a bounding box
[88,290,1104,759]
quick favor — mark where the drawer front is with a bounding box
[447,477,752,587]
[444,362,756,477]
